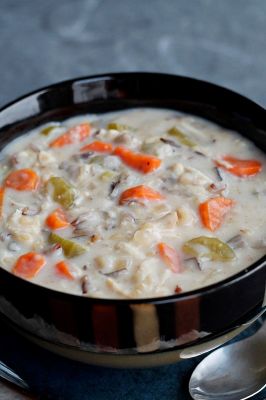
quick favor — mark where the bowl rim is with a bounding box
[0,71,265,305]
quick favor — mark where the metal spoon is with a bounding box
[0,360,32,395]
[189,321,266,400]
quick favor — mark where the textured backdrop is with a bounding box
[0,0,266,107]
[0,1,265,399]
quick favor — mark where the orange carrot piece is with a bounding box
[55,261,74,280]
[49,123,91,148]
[199,196,235,231]
[113,146,161,174]
[0,187,5,217]
[157,242,183,273]
[119,185,165,205]
[13,252,46,279]
[215,156,262,177]
[80,141,113,153]
[5,169,39,191]
[46,208,69,230]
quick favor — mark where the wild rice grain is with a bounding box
[81,275,89,294]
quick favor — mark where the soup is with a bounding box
[0,108,265,298]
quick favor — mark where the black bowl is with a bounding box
[0,73,265,367]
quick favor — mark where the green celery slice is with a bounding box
[49,232,86,258]
[107,122,129,131]
[183,236,235,261]
[167,127,196,148]
[40,124,60,136]
[49,177,74,209]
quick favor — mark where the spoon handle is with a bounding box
[0,360,31,392]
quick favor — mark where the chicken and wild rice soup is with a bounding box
[0,108,265,298]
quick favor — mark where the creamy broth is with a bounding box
[0,108,265,298]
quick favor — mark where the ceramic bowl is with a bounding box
[0,73,265,367]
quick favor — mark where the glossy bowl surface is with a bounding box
[0,73,265,367]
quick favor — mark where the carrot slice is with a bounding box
[55,261,74,280]
[80,141,113,153]
[199,196,235,231]
[215,156,262,177]
[119,185,165,205]
[49,123,91,148]
[46,208,69,230]
[157,242,183,273]
[5,169,39,191]
[113,146,161,174]
[13,252,46,279]
[0,187,5,217]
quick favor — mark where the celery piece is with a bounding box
[49,177,74,208]
[100,171,115,181]
[89,155,104,165]
[49,232,86,258]
[107,122,129,131]
[183,236,235,261]
[40,124,59,136]
[168,127,195,148]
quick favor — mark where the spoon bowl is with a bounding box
[189,319,266,400]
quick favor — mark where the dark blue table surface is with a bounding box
[0,316,265,400]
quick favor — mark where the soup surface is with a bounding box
[0,108,265,298]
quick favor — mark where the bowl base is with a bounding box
[8,318,258,368]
